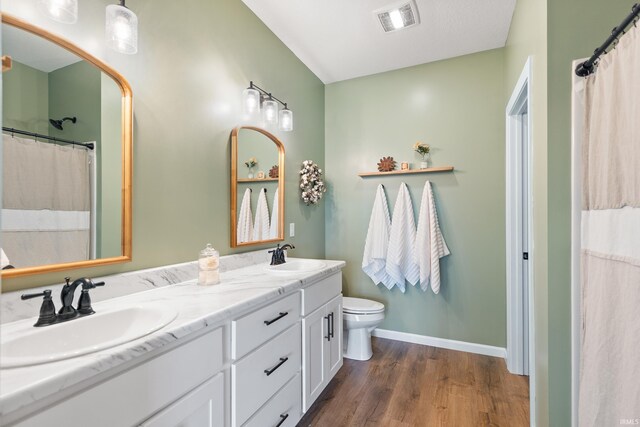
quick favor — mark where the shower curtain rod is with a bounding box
[2,127,94,150]
[575,3,640,77]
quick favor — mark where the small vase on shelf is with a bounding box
[419,160,429,169]
[247,168,255,179]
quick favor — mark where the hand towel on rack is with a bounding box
[1,248,11,269]
[385,182,419,292]
[269,188,279,239]
[237,188,254,243]
[362,184,394,289]
[253,188,270,241]
[416,181,450,293]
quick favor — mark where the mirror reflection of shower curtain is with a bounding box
[1,134,96,268]
[577,25,640,426]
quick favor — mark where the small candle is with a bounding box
[401,162,409,170]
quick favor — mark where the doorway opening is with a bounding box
[505,58,535,424]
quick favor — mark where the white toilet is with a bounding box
[342,297,385,361]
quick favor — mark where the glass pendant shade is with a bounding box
[242,88,261,116]
[279,108,293,132]
[106,4,138,54]
[39,0,78,24]
[262,99,279,126]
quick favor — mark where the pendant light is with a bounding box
[279,106,293,132]
[38,0,78,24]
[106,0,138,55]
[262,97,279,127]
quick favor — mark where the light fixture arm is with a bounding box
[249,81,291,109]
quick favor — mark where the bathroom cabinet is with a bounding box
[301,274,343,411]
[6,265,345,427]
[12,327,225,427]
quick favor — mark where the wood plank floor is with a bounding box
[297,337,529,427]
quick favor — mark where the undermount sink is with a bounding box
[1,303,178,368]
[265,259,327,275]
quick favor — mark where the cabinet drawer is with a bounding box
[243,373,301,427]
[232,293,300,359]
[13,328,224,427]
[232,323,301,426]
[301,272,341,316]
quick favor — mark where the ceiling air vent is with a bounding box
[375,1,420,33]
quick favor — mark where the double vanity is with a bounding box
[0,254,345,426]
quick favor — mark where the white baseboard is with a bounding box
[372,329,507,359]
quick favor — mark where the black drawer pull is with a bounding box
[276,413,289,427]
[264,357,289,376]
[264,311,289,326]
[324,315,331,341]
[329,312,335,338]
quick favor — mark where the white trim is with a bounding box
[570,58,587,427]
[372,329,507,359]
[505,57,536,426]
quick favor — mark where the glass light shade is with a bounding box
[242,88,261,116]
[279,108,293,132]
[262,99,279,126]
[106,4,138,54]
[39,0,78,24]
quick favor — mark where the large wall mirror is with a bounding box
[1,15,132,279]
[230,126,284,247]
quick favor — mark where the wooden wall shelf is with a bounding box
[237,177,279,183]
[358,166,454,177]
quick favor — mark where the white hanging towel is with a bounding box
[253,188,270,241]
[269,188,279,239]
[416,181,450,293]
[362,184,395,289]
[385,183,419,292]
[237,188,254,243]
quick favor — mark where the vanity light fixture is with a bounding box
[105,0,138,55]
[242,82,293,132]
[38,0,78,24]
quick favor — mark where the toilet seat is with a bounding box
[342,297,384,315]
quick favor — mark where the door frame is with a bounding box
[505,57,536,425]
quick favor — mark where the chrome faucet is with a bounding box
[269,243,295,266]
[21,277,105,327]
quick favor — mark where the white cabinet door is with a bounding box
[302,305,329,411]
[326,295,343,379]
[140,373,225,427]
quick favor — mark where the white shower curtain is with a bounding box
[578,24,640,426]
[1,134,95,268]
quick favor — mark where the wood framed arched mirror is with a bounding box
[230,126,284,247]
[1,14,133,283]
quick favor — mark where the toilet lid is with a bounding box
[342,297,385,314]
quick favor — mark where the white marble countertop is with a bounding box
[0,258,345,422]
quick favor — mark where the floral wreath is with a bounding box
[299,160,327,205]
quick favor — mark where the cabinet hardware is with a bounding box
[264,357,289,376]
[276,413,289,427]
[329,312,334,339]
[264,311,289,326]
[325,315,331,341]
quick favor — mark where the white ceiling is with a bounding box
[2,24,81,73]
[242,0,516,84]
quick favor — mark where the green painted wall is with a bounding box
[100,73,123,259]
[2,0,325,290]
[2,60,49,134]
[325,49,507,347]
[48,61,101,143]
[546,1,636,425]
[503,0,549,424]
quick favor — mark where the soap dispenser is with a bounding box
[198,243,220,286]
